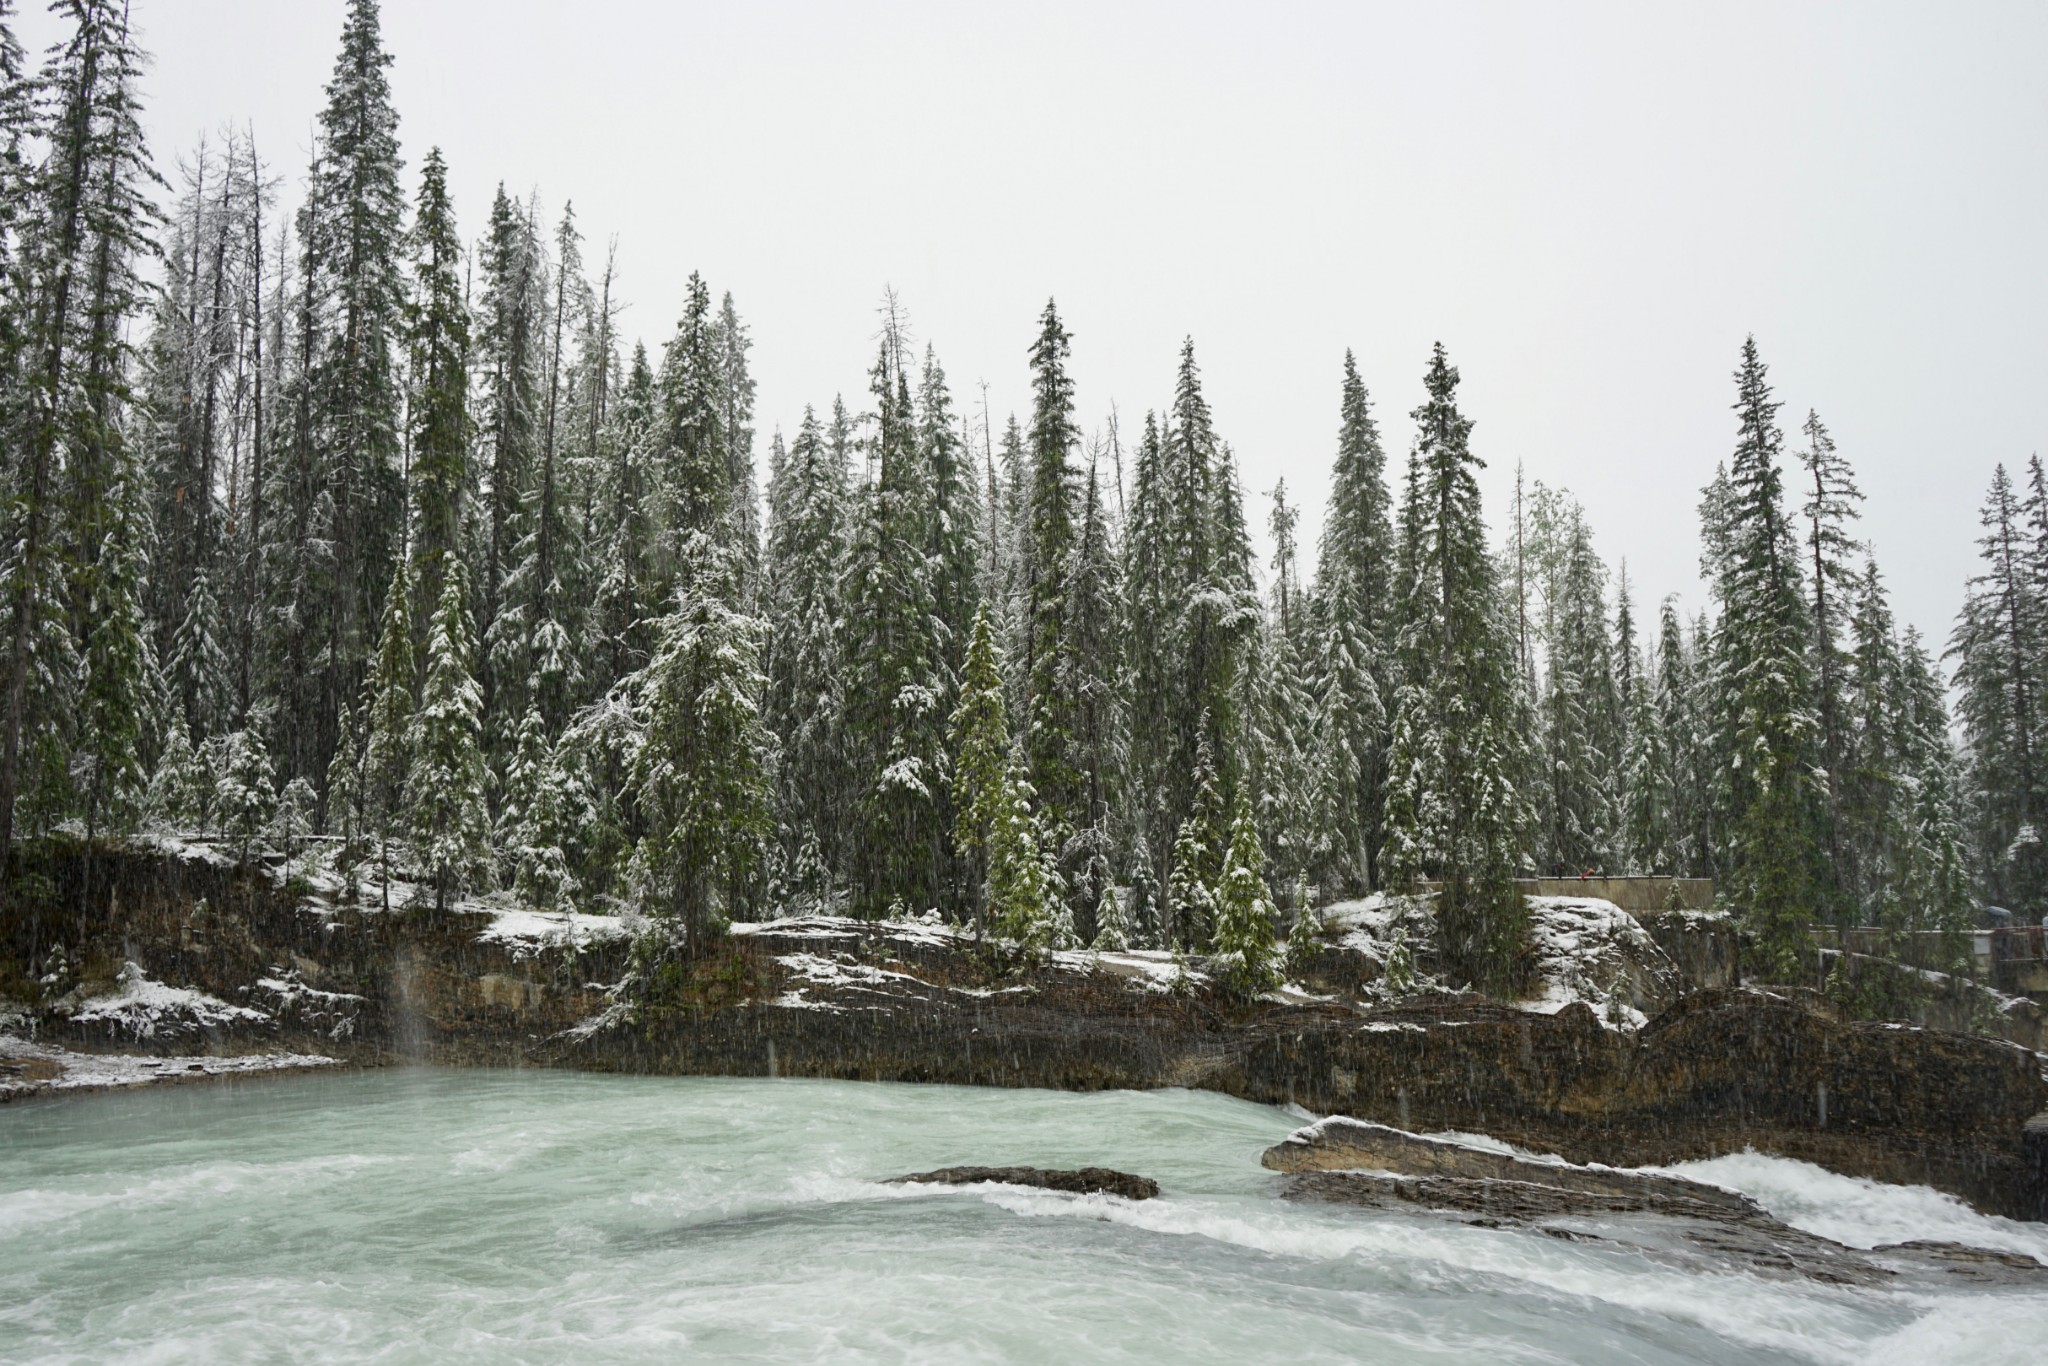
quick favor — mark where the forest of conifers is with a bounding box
[0,0,2038,994]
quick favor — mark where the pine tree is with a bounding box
[1124,342,1259,885]
[1022,299,1083,836]
[1308,351,1394,892]
[1383,344,1530,993]
[1090,880,1130,952]
[1167,736,1227,950]
[166,565,232,741]
[1951,463,2048,918]
[1711,338,1826,975]
[220,724,275,863]
[324,700,363,848]
[627,540,772,948]
[145,714,208,830]
[474,184,544,718]
[1255,483,1316,887]
[0,0,159,858]
[403,147,468,621]
[359,555,413,908]
[840,322,948,916]
[1063,454,1126,916]
[919,346,979,683]
[985,757,1059,951]
[1894,627,1973,967]
[407,552,489,913]
[1799,409,1862,912]
[950,607,1013,936]
[502,705,577,910]
[1529,493,1620,873]
[1619,618,1674,874]
[1213,787,1280,996]
[761,407,850,885]
[291,0,406,790]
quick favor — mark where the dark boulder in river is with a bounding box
[890,1166,1159,1199]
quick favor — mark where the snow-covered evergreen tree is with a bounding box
[761,407,849,889]
[1213,787,1280,996]
[220,724,275,863]
[1021,299,1083,837]
[1798,409,1862,913]
[1091,880,1130,952]
[501,705,578,910]
[839,319,949,916]
[626,539,772,947]
[146,716,209,830]
[1951,461,2048,918]
[1166,737,1227,950]
[1383,344,1530,993]
[407,552,490,912]
[1307,351,1393,893]
[360,556,414,907]
[1710,338,1826,976]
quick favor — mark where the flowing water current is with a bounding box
[3,1070,2046,1363]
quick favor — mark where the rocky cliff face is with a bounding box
[5,843,2046,1222]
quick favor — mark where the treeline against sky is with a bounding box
[0,0,2026,991]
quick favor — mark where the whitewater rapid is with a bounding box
[2,1070,2043,1363]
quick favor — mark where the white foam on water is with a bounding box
[5,1073,2045,1364]
[1656,1150,2048,1260]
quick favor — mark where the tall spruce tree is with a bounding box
[403,148,467,619]
[1799,409,1862,913]
[760,407,850,893]
[839,322,948,915]
[292,0,405,788]
[1951,463,2048,916]
[1710,338,1826,975]
[1308,352,1393,892]
[1022,300,1082,836]
[408,552,489,912]
[1382,344,1530,993]
[0,0,159,854]
[626,538,772,947]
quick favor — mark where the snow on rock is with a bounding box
[473,904,639,958]
[1313,894,1447,998]
[252,971,366,1041]
[731,912,965,953]
[1049,946,1203,992]
[67,963,272,1041]
[1519,896,1679,1031]
[0,1035,335,1102]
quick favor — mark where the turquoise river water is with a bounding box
[3,1070,2047,1363]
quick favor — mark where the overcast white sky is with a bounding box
[23,0,2048,648]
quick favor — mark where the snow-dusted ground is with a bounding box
[471,902,641,957]
[67,963,272,1040]
[0,1035,337,1102]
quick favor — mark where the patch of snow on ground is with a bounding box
[142,832,238,869]
[475,906,638,957]
[68,963,270,1039]
[731,913,966,952]
[0,1035,335,1101]
[1048,946,1200,991]
[731,915,865,941]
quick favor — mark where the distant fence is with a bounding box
[1409,877,1715,913]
